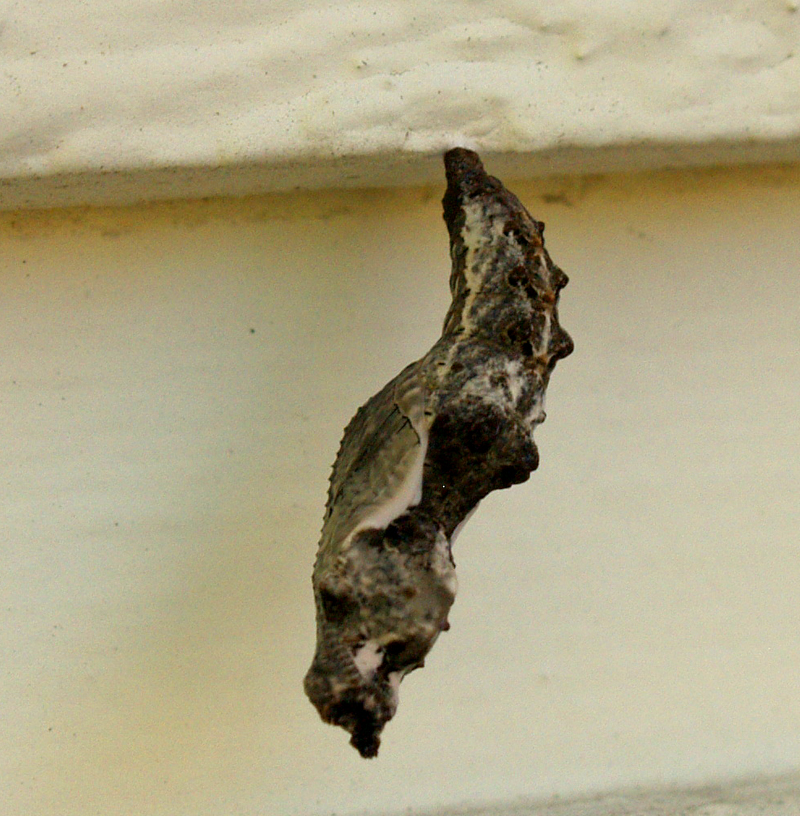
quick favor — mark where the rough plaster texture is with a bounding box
[1,164,799,815]
[2,0,800,208]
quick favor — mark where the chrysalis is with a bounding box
[304,148,574,757]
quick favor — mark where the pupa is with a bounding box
[304,148,574,757]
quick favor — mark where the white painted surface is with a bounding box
[1,164,800,815]
[2,1,800,207]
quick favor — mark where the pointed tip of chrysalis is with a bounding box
[442,148,494,199]
[443,147,484,178]
[442,148,492,237]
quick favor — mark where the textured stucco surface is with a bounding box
[2,0,800,207]
[2,163,799,815]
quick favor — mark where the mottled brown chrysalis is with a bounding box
[304,148,573,757]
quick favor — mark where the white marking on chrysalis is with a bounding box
[457,201,507,336]
[431,531,458,597]
[459,360,527,414]
[539,310,552,356]
[526,392,546,429]
[456,203,485,339]
[450,504,479,546]
[346,429,429,544]
[504,359,525,405]
[461,369,505,408]
[388,671,403,708]
[353,640,384,680]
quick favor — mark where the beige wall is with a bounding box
[1,163,799,815]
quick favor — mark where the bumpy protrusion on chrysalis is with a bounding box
[304,148,573,757]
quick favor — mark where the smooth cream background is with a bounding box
[1,165,799,815]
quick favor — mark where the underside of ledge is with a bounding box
[3,1,800,209]
[3,136,800,211]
